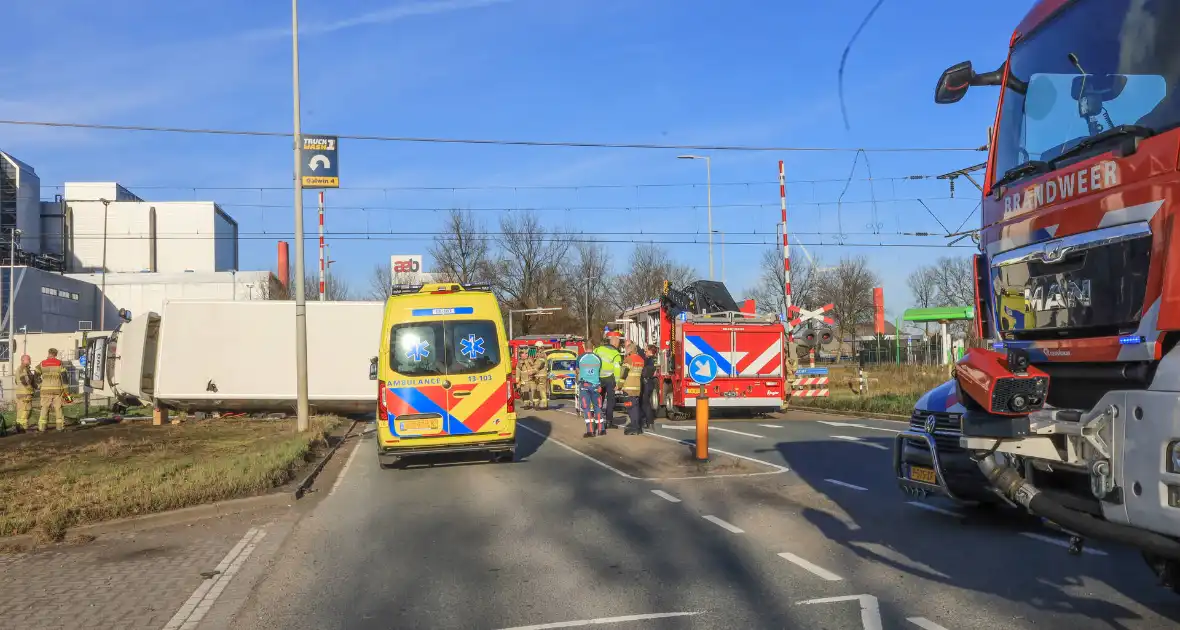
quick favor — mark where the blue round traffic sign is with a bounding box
[677,311,689,322]
[688,354,719,385]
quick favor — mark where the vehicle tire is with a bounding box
[663,390,675,419]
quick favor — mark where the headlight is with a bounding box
[1168,440,1180,473]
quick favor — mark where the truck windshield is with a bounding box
[391,320,501,377]
[993,0,1180,183]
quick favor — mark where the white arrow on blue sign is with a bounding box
[689,354,720,385]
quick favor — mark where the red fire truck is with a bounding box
[899,0,1180,591]
[621,280,785,418]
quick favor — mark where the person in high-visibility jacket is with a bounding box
[13,354,37,434]
[34,348,68,432]
[621,341,645,435]
[593,332,623,428]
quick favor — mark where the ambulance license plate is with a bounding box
[399,417,441,432]
[908,466,937,484]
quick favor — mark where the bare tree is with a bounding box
[906,265,940,336]
[815,255,879,343]
[564,241,613,338]
[264,273,351,301]
[611,243,695,312]
[747,246,822,315]
[489,211,570,333]
[930,256,975,307]
[429,208,492,284]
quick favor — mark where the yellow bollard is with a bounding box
[695,393,709,461]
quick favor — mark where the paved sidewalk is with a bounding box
[0,509,279,630]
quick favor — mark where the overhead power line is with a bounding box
[58,196,977,212]
[43,174,947,192]
[0,119,986,153]
[62,232,974,248]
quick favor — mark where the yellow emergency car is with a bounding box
[370,282,516,467]
[545,349,578,398]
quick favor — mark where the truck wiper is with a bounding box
[1050,125,1156,167]
[993,160,1050,191]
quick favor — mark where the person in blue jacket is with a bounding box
[576,352,604,437]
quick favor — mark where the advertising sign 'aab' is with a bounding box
[390,255,424,276]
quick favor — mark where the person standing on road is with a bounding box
[34,348,67,432]
[640,344,658,430]
[517,343,548,410]
[530,343,550,411]
[576,351,604,437]
[593,332,623,429]
[622,341,645,435]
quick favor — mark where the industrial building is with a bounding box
[0,148,278,362]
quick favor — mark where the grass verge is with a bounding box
[793,391,926,417]
[0,416,342,542]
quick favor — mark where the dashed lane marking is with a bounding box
[702,515,745,533]
[164,526,268,630]
[1020,532,1108,556]
[651,489,681,503]
[757,423,783,428]
[712,427,764,438]
[778,552,843,581]
[494,611,703,629]
[905,501,962,518]
[797,594,882,630]
[831,435,889,450]
[818,420,900,433]
[824,479,868,491]
[907,617,951,630]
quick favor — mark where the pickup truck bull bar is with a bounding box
[893,426,960,501]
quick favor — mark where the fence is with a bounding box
[793,335,988,367]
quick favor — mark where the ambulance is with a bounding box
[370,282,516,467]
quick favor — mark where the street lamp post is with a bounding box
[291,0,310,431]
[508,307,561,339]
[8,228,20,371]
[712,230,725,283]
[678,155,713,280]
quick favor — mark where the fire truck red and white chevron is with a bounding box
[681,332,786,406]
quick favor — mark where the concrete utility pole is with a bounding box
[291,0,310,431]
[99,199,110,331]
[318,190,325,302]
[678,155,713,280]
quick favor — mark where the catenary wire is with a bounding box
[0,118,987,153]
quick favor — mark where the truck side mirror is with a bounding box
[935,61,975,104]
[369,357,378,380]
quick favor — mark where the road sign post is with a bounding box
[689,354,719,461]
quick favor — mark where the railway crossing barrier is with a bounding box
[792,367,830,398]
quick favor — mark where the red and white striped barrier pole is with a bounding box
[779,161,792,331]
[318,190,325,301]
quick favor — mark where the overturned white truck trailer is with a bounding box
[109,300,384,414]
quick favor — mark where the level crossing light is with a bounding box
[508,307,561,339]
[677,155,713,280]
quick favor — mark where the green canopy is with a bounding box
[902,306,974,323]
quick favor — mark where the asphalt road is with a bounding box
[229,404,1180,630]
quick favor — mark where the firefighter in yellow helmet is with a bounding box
[516,342,549,410]
[34,348,68,432]
[529,342,550,411]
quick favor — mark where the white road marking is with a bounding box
[494,611,702,630]
[164,527,268,630]
[758,423,783,428]
[517,424,639,479]
[831,435,889,450]
[712,427,764,438]
[656,424,763,438]
[1020,532,1108,556]
[643,431,791,475]
[824,479,868,491]
[778,552,843,581]
[817,420,900,433]
[651,489,681,503]
[329,437,363,496]
[702,515,744,533]
[797,594,882,630]
[907,617,950,630]
[905,501,962,518]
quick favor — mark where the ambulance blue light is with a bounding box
[1119,335,1144,345]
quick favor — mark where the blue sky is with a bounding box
[1,0,1032,317]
